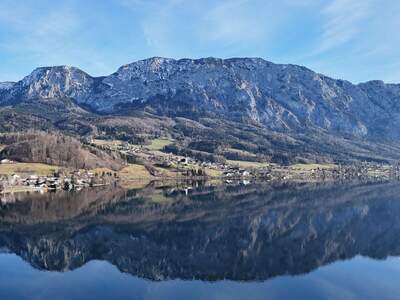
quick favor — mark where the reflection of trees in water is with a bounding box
[1,180,400,281]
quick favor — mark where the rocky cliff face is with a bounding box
[0,82,14,90]
[2,57,400,139]
[1,66,93,104]
[1,57,400,163]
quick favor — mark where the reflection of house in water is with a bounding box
[1,181,400,282]
[1,159,15,164]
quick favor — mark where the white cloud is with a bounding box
[34,11,79,37]
[0,0,399,83]
[306,0,400,82]
[118,0,184,56]
[315,0,372,54]
[201,0,270,45]
[0,1,114,78]
[141,15,169,50]
[121,0,276,54]
[0,2,80,60]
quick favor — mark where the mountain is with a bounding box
[0,82,14,90]
[1,57,400,164]
[2,181,400,281]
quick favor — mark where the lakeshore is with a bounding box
[0,158,398,197]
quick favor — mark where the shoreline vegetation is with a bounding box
[0,160,398,196]
[0,132,399,196]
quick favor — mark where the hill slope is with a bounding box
[1,57,400,164]
[0,132,124,170]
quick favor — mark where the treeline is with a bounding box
[0,131,125,170]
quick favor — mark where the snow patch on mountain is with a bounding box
[1,57,400,140]
[0,82,15,90]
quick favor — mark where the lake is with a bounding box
[1,180,400,300]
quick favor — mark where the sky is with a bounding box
[0,0,399,83]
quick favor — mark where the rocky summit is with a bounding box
[1,57,400,164]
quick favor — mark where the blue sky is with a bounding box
[0,0,399,83]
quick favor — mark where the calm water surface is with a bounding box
[1,181,400,299]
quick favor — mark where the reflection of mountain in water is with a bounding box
[1,181,400,281]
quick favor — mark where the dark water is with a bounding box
[1,181,400,299]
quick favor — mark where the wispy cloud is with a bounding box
[303,0,400,83]
[0,0,399,83]
[0,1,118,79]
[315,0,372,54]
[0,1,80,66]
[201,0,269,45]
[119,0,277,56]
[118,0,185,56]
[1,14,79,57]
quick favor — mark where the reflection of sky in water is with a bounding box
[1,254,399,300]
[2,181,400,299]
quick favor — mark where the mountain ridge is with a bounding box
[5,56,398,86]
[1,57,400,164]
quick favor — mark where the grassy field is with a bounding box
[155,166,178,178]
[0,163,62,176]
[91,139,123,146]
[118,164,152,180]
[226,160,270,168]
[226,148,257,157]
[289,163,336,171]
[204,168,224,177]
[146,138,174,151]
